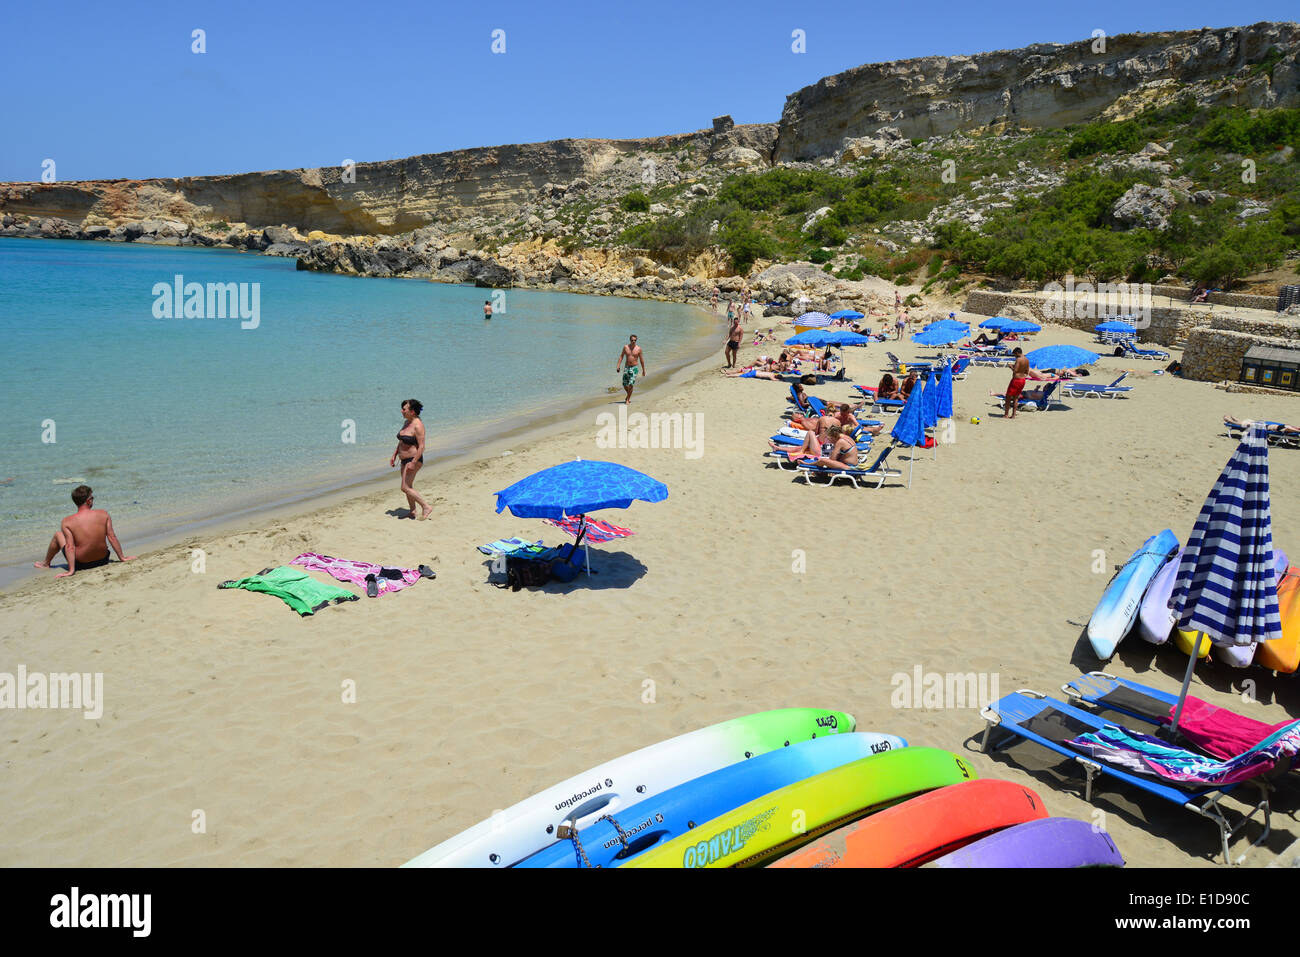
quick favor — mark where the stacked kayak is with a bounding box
[933,818,1125,868]
[768,778,1046,868]
[403,707,856,867]
[1087,530,1179,659]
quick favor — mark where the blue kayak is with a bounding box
[1087,529,1179,659]
[511,731,906,868]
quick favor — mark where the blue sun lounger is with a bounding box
[793,445,901,489]
[852,385,905,413]
[1061,672,1176,726]
[885,352,932,374]
[1061,372,1132,399]
[980,689,1272,864]
[993,380,1060,411]
[968,352,1017,367]
[1224,420,1299,448]
[1119,340,1170,361]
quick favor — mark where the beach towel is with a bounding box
[476,538,545,556]
[1067,720,1300,787]
[1167,697,1294,762]
[543,516,633,544]
[290,552,424,596]
[218,566,359,616]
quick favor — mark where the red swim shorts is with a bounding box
[1006,378,1027,400]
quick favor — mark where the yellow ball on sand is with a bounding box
[970,416,981,425]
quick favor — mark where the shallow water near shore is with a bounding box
[0,238,716,577]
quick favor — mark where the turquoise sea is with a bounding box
[0,239,714,575]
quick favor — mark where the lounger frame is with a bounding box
[980,688,1272,865]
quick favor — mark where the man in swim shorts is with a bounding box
[34,485,135,578]
[1003,347,1030,419]
[617,334,646,405]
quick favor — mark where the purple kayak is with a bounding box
[932,818,1124,868]
[1212,547,1289,669]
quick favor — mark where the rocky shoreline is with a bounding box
[1,213,930,319]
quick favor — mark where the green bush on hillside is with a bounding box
[620,191,651,212]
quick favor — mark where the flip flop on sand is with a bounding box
[418,565,436,580]
[364,573,379,598]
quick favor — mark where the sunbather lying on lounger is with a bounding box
[1225,416,1300,434]
[722,366,782,379]
[967,332,1006,347]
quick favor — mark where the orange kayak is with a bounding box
[1257,566,1300,673]
[768,778,1046,868]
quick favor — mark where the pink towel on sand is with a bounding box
[1170,697,1293,760]
[290,553,420,596]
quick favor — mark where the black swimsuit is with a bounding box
[398,430,423,465]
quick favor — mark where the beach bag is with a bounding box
[800,374,818,385]
[505,555,551,591]
[548,543,583,583]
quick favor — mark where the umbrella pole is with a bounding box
[574,515,592,576]
[1169,631,1202,736]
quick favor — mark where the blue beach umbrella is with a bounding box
[1169,425,1282,733]
[890,380,926,489]
[784,330,837,347]
[979,316,1011,329]
[924,319,970,332]
[494,459,669,576]
[1095,320,1137,333]
[937,359,954,421]
[911,328,967,347]
[1025,345,1100,370]
[997,319,1042,335]
[923,369,940,461]
[830,310,864,320]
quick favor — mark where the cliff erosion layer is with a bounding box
[773,21,1300,161]
[0,125,776,236]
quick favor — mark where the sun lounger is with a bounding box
[968,352,1016,367]
[1119,340,1170,361]
[980,689,1272,863]
[1061,372,1132,399]
[1224,420,1299,448]
[993,380,1060,411]
[1064,672,1300,768]
[793,445,901,489]
[885,352,932,375]
[949,356,971,379]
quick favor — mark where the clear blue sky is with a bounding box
[0,0,1291,181]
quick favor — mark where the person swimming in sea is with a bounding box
[390,399,433,520]
[483,300,493,319]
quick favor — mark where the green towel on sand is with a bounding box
[219,566,359,616]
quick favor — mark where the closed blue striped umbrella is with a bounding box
[1168,424,1281,732]
[923,369,940,461]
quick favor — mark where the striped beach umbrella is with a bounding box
[1168,424,1282,733]
[795,311,832,327]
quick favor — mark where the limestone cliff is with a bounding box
[773,21,1300,161]
[0,124,777,235]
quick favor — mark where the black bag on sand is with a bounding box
[505,555,551,591]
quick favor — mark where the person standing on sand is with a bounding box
[34,485,135,578]
[894,311,905,340]
[390,399,433,519]
[617,334,646,405]
[710,287,719,313]
[725,315,743,368]
[483,300,493,319]
[1003,348,1030,419]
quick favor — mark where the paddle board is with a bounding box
[1213,548,1290,668]
[932,817,1125,868]
[1257,566,1300,674]
[402,707,854,867]
[513,731,906,868]
[621,747,975,868]
[1138,545,1182,645]
[1087,529,1179,659]
[768,778,1046,868]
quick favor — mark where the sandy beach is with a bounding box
[2,306,1299,869]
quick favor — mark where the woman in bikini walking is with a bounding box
[390,399,433,520]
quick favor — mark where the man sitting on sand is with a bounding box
[34,485,135,578]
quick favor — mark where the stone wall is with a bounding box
[1179,315,1300,382]
[961,289,1208,345]
[1149,284,1282,311]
